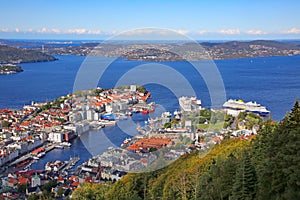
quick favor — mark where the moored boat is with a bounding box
[61,142,72,147]
[55,145,64,149]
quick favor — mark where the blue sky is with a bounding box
[0,0,300,40]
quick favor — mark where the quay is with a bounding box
[63,157,80,171]
[45,143,56,152]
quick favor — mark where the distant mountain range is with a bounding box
[0,45,57,64]
[43,39,300,61]
[0,39,300,61]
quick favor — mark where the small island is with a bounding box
[0,64,23,74]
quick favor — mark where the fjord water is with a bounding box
[1,55,299,169]
[0,55,299,121]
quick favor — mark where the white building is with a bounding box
[87,110,94,121]
[179,96,202,112]
[48,132,64,143]
[31,173,41,187]
[130,85,137,92]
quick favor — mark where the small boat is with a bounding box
[121,137,132,147]
[33,156,40,160]
[16,159,31,168]
[99,120,116,126]
[141,110,149,115]
[55,145,64,149]
[37,152,46,158]
[61,142,72,147]
[126,111,132,116]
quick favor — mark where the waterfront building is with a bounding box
[48,132,64,143]
[87,110,94,121]
[179,96,202,112]
[161,111,171,124]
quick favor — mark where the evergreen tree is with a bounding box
[219,154,239,199]
[251,120,275,199]
[258,99,300,199]
[231,152,257,200]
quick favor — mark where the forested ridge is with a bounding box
[0,45,57,63]
[72,100,300,200]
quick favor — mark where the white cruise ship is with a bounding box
[179,96,202,112]
[223,99,270,116]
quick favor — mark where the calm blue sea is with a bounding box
[1,55,299,169]
[1,55,299,120]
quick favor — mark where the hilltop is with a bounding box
[0,45,57,64]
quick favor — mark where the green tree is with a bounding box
[17,184,27,194]
[72,183,112,200]
[219,154,239,199]
[56,187,64,197]
[28,194,39,200]
[231,152,257,200]
[163,122,171,129]
[258,100,300,199]
[136,86,146,93]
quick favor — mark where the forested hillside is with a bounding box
[0,45,57,63]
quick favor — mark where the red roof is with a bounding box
[84,176,94,183]
[8,178,17,184]
[57,176,64,182]
[31,147,45,155]
[69,175,78,181]
[18,177,28,185]
[71,181,79,187]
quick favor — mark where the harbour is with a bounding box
[0,54,299,199]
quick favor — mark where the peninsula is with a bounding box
[0,45,57,64]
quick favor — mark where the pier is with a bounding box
[45,143,56,152]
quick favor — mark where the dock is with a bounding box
[45,144,56,152]
[62,157,80,171]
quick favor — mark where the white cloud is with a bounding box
[218,29,240,35]
[9,27,300,37]
[197,30,208,34]
[38,27,48,33]
[247,30,267,35]
[65,28,87,34]
[121,29,191,36]
[283,28,300,34]
[51,28,61,34]
[34,28,103,35]
[175,30,190,35]
[122,29,160,35]
[87,30,102,34]
[0,28,9,32]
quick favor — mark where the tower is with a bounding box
[31,173,41,187]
